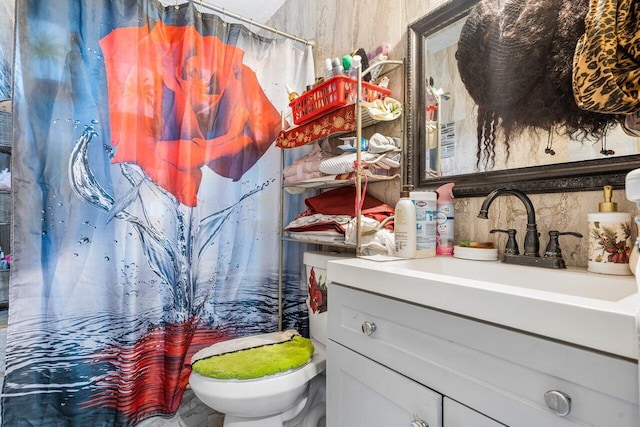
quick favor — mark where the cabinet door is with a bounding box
[327,340,442,427]
[329,284,636,427]
[444,398,506,427]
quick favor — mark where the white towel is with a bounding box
[320,152,378,175]
[368,133,400,153]
[361,97,402,121]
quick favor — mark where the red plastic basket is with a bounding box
[289,75,391,126]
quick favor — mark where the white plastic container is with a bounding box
[588,212,632,275]
[303,251,352,345]
[323,58,334,80]
[394,191,417,258]
[587,186,632,276]
[348,55,361,79]
[410,191,437,258]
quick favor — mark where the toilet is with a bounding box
[189,251,351,427]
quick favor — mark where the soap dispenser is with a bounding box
[587,185,632,275]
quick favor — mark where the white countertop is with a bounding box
[327,256,639,360]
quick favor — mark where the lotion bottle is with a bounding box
[410,190,437,257]
[323,58,334,79]
[394,190,417,258]
[436,183,455,255]
[587,185,632,275]
[348,55,361,79]
[331,57,344,77]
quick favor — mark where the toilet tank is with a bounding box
[303,251,353,346]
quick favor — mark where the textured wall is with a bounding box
[269,0,639,268]
[459,190,637,268]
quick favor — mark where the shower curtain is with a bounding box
[2,0,314,425]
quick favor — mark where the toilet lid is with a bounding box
[191,332,314,380]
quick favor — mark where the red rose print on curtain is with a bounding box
[100,21,282,207]
[5,0,315,424]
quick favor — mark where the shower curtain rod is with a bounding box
[186,0,315,46]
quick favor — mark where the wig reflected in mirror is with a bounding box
[455,0,619,170]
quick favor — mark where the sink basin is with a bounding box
[388,257,636,302]
[327,256,639,359]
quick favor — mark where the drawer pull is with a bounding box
[544,390,571,416]
[361,321,377,336]
[410,415,429,427]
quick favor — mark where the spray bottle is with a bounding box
[436,183,455,255]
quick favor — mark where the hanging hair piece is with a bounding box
[456,0,619,168]
[475,108,498,169]
[545,131,555,155]
[600,134,615,156]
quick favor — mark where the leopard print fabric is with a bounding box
[573,0,640,114]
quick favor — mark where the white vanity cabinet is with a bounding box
[328,340,442,426]
[444,398,505,426]
[327,283,639,427]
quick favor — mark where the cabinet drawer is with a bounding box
[328,283,638,427]
[327,339,442,427]
[444,398,506,427]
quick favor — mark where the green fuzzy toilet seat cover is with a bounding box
[192,335,315,380]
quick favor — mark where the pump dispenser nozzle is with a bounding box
[599,185,617,212]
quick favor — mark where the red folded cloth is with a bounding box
[303,186,394,228]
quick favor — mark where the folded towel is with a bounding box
[320,152,378,175]
[369,152,400,170]
[284,171,325,186]
[288,230,345,243]
[368,133,400,153]
[361,97,402,121]
[283,161,323,177]
[303,186,394,219]
[344,216,395,256]
[285,213,352,235]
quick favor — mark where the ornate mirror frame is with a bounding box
[406,0,640,197]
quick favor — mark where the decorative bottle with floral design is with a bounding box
[587,186,632,275]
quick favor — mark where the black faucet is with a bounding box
[478,188,583,269]
[478,188,540,257]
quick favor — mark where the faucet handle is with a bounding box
[490,228,520,255]
[544,231,583,259]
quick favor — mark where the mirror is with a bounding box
[407,0,640,197]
